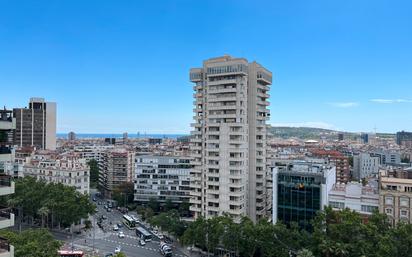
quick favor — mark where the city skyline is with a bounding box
[1,0,412,133]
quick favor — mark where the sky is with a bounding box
[1,0,411,134]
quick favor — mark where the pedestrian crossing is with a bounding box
[100,237,187,257]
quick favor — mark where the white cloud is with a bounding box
[271,121,339,130]
[328,102,359,108]
[370,99,412,104]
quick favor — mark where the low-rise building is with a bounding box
[134,155,192,203]
[328,181,379,216]
[379,167,412,225]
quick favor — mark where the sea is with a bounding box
[57,133,188,139]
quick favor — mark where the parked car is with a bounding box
[92,197,96,201]
[117,223,123,228]
[107,208,112,212]
[139,239,146,246]
[113,225,119,231]
[101,215,107,220]
[114,246,121,253]
[118,231,125,238]
[104,253,113,257]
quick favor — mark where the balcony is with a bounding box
[0,176,14,196]
[0,237,13,257]
[0,208,14,230]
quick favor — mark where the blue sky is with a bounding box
[1,0,411,134]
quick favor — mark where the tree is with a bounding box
[178,200,191,217]
[148,198,160,213]
[297,249,315,257]
[114,253,127,257]
[87,159,99,188]
[8,177,96,229]
[112,182,134,207]
[0,229,62,257]
[164,199,174,212]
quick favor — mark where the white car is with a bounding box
[114,246,121,253]
[118,231,125,238]
[113,225,119,231]
[139,239,146,246]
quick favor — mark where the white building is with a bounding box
[74,144,114,163]
[353,153,380,180]
[23,152,90,194]
[328,182,379,215]
[189,55,272,222]
[0,108,16,257]
[134,155,192,203]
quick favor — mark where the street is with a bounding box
[61,194,188,257]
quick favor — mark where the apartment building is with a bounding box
[134,155,192,203]
[396,131,412,148]
[23,152,90,194]
[310,149,350,183]
[189,55,272,222]
[74,145,115,163]
[328,181,379,216]
[379,167,412,225]
[99,148,134,198]
[0,109,17,257]
[272,161,336,230]
[353,153,380,180]
[13,97,56,150]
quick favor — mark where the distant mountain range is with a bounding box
[268,126,395,140]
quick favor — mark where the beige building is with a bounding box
[189,55,272,222]
[379,167,412,225]
[23,152,90,195]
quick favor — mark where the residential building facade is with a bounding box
[328,181,379,216]
[0,108,16,257]
[379,167,412,225]
[99,148,134,198]
[189,55,272,222]
[23,152,90,194]
[353,153,380,180]
[134,155,192,203]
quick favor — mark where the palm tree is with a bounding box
[38,206,49,228]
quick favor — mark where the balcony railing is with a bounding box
[0,175,12,187]
[0,207,11,221]
[0,237,10,253]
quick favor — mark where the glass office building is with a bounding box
[273,161,336,230]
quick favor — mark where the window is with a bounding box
[400,209,409,217]
[400,197,409,207]
[361,205,378,213]
[385,196,394,205]
[329,201,345,209]
[385,208,393,215]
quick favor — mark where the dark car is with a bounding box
[117,223,123,228]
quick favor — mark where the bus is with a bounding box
[136,226,152,242]
[58,250,84,257]
[122,214,137,229]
